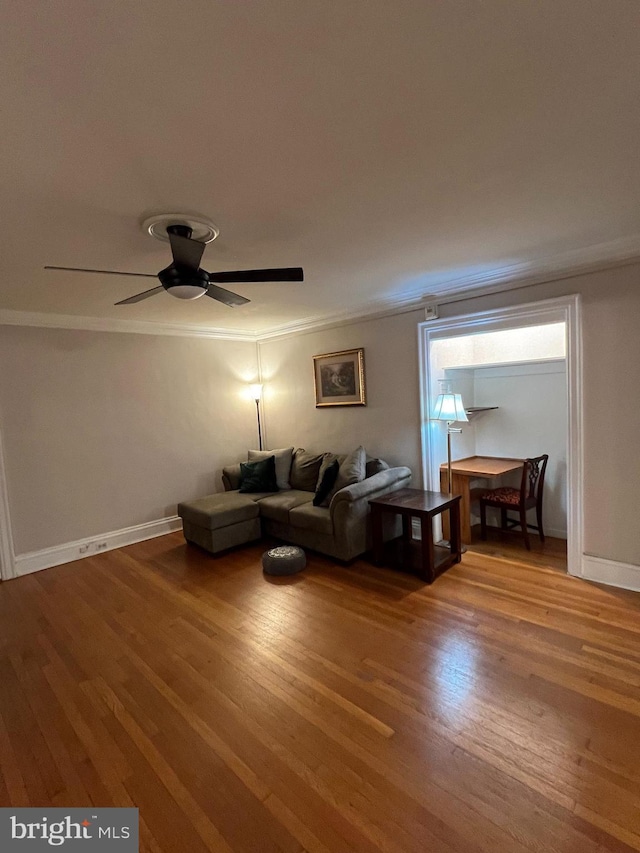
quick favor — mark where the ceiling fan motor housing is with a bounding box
[158,264,209,300]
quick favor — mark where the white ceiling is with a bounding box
[2,0,639,335]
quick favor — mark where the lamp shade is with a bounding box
[249,383,263,401]
[433,393,469,423]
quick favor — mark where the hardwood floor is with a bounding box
[466,524,568,572]
[1,533,639,852]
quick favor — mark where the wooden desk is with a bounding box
[369,488,462,583]
[440,456,524,544]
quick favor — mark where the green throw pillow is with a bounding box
[239,456,278,493]
[313,459,339,506]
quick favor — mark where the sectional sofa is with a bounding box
[178,445,412,562]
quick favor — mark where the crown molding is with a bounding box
[3,235,640,342]
[253,234,640,341]
[397,233,640,304]
[0,309,257,341]
[253,292,432,341]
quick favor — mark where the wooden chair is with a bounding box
[479,454,549,550]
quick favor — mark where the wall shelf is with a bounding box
[465,406,498,419]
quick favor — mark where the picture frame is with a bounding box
[313,348,366,407]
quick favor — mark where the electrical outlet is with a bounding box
[424,304,439,321]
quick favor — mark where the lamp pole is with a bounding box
[249,383,264,450]
[445,422,463,493]
[255,397,263,451]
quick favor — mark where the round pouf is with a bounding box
[262,545,306,576]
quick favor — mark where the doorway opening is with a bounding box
[418,295,582,577]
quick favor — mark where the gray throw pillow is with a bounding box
[322,446,366,507]
[290,448,325,492]
[335,445,366,491]
[248,447,294,490]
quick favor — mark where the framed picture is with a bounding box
[313,348,366,407]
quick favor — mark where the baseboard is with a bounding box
[546,527,567,540]
[577,554,640,592]
[467,515,567,541]
[14,516,182,577]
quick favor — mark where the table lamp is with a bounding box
[433,384,468,493]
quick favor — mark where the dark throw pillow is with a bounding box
[239,456,278,493]
[313,459,339,507]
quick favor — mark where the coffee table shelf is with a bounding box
[381,538,454,576]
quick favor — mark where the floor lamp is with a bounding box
[249,383,263,450]
[433,385,469,493]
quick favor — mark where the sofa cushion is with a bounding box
[290,448,324,492]
[240,490,279,502]
[222,463,242,491]
[289,503,334,536]
[239,456,278,493]
[249,447,294,490]
[257,490,314,524]
[178,492,259,530]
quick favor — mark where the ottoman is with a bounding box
[262,545,306,576]
[178,493,261,554]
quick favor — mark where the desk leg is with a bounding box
[371,505,384,566]
[420,515,436,583]
[451,472,472,544]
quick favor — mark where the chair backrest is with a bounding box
[520,454,549,504]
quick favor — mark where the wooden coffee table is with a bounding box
[369,488,462,583]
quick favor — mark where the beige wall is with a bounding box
[259,311,424,473]
[0,327,258,554]
[259,261,640,567]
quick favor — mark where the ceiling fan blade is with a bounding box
[168,232,205,270]
[115,286,165,305]
[205,284,251,307]
[44,265,158,279]
[206,267,304,283]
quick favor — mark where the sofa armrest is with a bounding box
[328,467,412,559]
[329,466,412,510]
[222,463,243,491]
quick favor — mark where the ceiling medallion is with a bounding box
[141,213,220,245]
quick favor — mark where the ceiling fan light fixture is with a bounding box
[158,262,209,299]
[166,284,208,300]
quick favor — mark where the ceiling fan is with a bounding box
[44,217,303,307]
